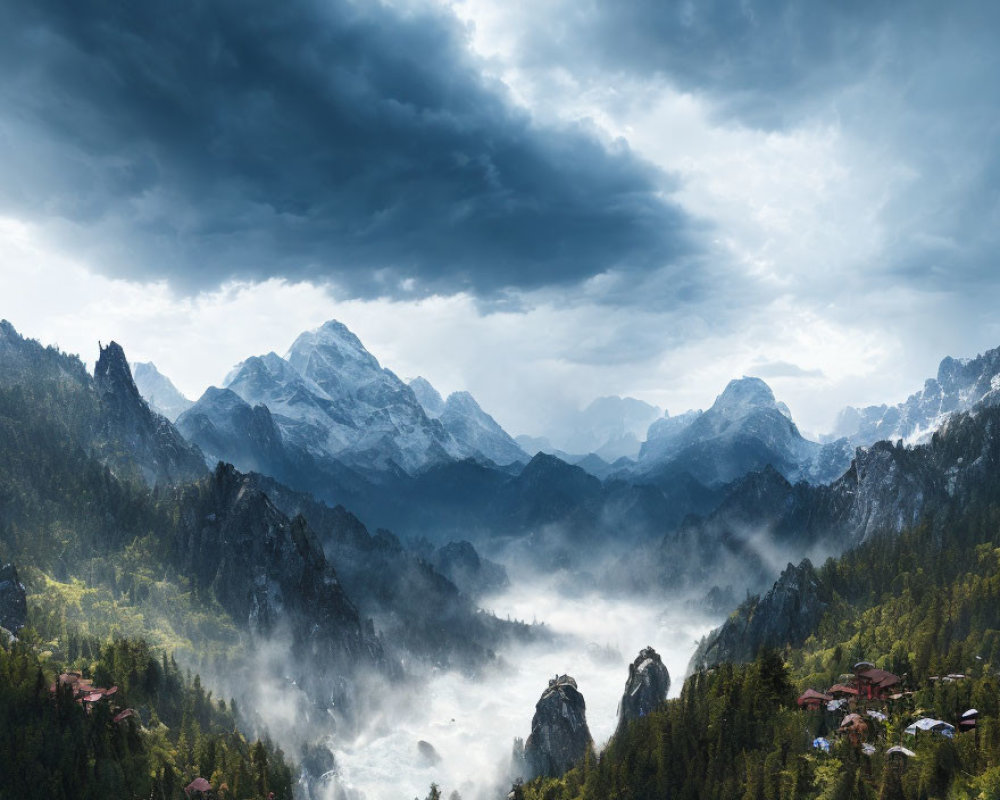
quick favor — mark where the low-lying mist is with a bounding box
[320,573,719,800]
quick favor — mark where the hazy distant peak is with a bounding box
[132,361,194,422]
[710,377,779,422]
[409,376,445,417]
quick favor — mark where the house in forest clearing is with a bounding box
[797,689,832,710]
[853,662,901,700]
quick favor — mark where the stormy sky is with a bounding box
[2,0,999,435]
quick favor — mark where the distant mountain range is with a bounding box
[131,317,1000,585]
[829,347,1000,447]
[520,396,663,462]
[627,376,853,487]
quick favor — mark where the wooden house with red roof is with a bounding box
[797,689,833,710]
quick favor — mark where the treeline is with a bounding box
[520,486,1000,798]
[0,636,292,800]
[519,652,1000,800]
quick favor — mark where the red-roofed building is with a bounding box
[853,663,901,700]
[184,777,212,796]
[797,689,833,710]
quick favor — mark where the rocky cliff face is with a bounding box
[243,473,529,672]
[176,387,287,474]
[615,647,671,738]
[520,675,593,780]
[0,564,27,634]
[172,463,388,708]
[689,559,828,671]
[94,341,206,486]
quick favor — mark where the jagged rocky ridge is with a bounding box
[221,322,463,474]
[831,343,1000,447]
[409,375,528,466]
[626,396,1000,596]
[0,321,206,489]
[686,400,1000,669]
[241,472,530,671]
[0,323,391,701]
[615,647,671,739]
[172,464,386,673]
[689,559,827,671]
[94,341,207,486]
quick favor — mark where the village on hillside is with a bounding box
[798,661,979,764]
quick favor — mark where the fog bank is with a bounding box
[326,575,719,799]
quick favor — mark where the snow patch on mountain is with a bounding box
[409,377,526,466]
[831,345,1000,447]
[222,321,461,474]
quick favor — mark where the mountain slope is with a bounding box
[634,377,850,486]
[409,376,526,465]
[131,361,193,421]
[0,323,388,709]
[646,396,1000,601]
[439,391,527,466]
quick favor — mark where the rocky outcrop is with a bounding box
[689,559,828,671]
[245,473,530,672]
[0,564,27,633]
[172,463,388,709]
[615,647,671,738]
[521,675,592,780]
[94,341,206,486]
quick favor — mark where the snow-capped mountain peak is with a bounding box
[831,344,1000,447]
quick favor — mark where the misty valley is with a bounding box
[5,317,1000,800]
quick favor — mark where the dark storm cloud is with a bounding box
[513,0,1000,127]
[0,0,696,298]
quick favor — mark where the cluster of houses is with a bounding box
[797,662,979,759]
[49,671,135,724]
